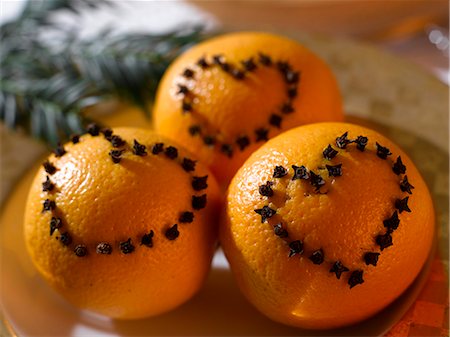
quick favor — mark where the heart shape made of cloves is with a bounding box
[252,131,414,289]
[173,53,301,159]
[38,124,212,259]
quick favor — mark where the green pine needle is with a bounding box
[0,0,207,146]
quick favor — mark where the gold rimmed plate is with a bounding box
[1,32,447,336]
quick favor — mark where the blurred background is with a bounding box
[195,0,449,82]
[2,0,448,80]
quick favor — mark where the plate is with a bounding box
[1,32,448,336]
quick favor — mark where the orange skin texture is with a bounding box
[153,32,343,186]
[220,122,435,329]
[24,128,220,319]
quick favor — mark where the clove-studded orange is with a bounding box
[24,127,220,319]
[153,32,343,186]
[220,122,434,329]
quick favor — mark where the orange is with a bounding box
[153,32,343,186]
[220,122,435,329]
[24,127,220,319]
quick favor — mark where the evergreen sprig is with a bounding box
[0,0,206,146]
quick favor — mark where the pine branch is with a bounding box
[0,0,206,147]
